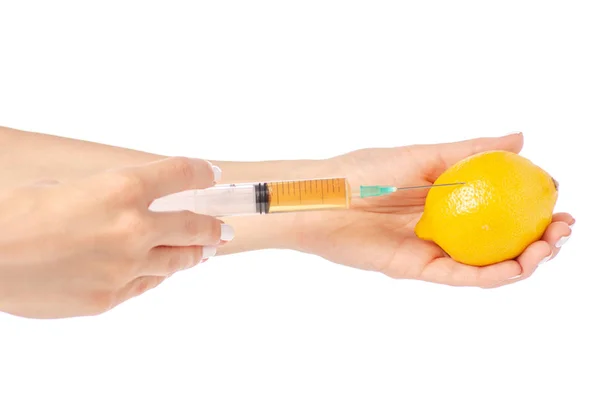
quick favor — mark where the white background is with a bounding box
[0,1,597,396]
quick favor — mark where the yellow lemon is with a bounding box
[414,150,558,266]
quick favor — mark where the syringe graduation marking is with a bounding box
[320,179,324,203]
[261,177,349,214]
[276,182,281,205]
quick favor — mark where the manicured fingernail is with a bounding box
[556,234,570,248]
[206,161,222,182]
[507,274,521,280]
[212,165,222,182]
[202,246,217,258]
[220,224,234,241]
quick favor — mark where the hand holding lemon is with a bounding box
[291,132,573,288]
[415,150,559,266]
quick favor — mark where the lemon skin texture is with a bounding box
[414,150,558,266]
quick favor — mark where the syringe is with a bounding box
[149,177,464,217]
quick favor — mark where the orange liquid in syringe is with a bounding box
[265,177,351,213]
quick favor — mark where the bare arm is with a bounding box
[0,126,169,188]
[0,125,325,254]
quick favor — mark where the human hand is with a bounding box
[0,157,233,319]
[289,132,573,288]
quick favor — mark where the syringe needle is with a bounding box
[355,182,465,198]
[394,182,465,190]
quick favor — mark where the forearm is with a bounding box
[0,126,327,254]
[0,126,165,189]
[0,126,327,185]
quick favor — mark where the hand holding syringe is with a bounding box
[149,177,464,217]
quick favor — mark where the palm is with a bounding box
[294,134,574,288]
[295,147,443,278]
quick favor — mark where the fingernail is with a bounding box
[205,161,222,182]
[212,165,222,182]
[202,246,217,258]
[220,224,234,241]
[538,254,552,266]
[556,234,570,248]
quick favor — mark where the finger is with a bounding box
[479,218,572,288]
[419,255,524,288]
[482,240,554,288]
[541,220,572,259]
[114,275,167,305]
[150,210,233,246]
[408,213,574,288]
[125,157,221,201]
[552,212,575,226]
[437,131,524,164]
[419,236,555,288]
[142,245,215,276]
[421,132,524,180]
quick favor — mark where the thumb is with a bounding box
[424,132,524,179]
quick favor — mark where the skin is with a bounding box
[0,127,574,319]
[0,156,228,318]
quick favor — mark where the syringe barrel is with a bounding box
[149,177,351,217]
[149,183,259,217]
